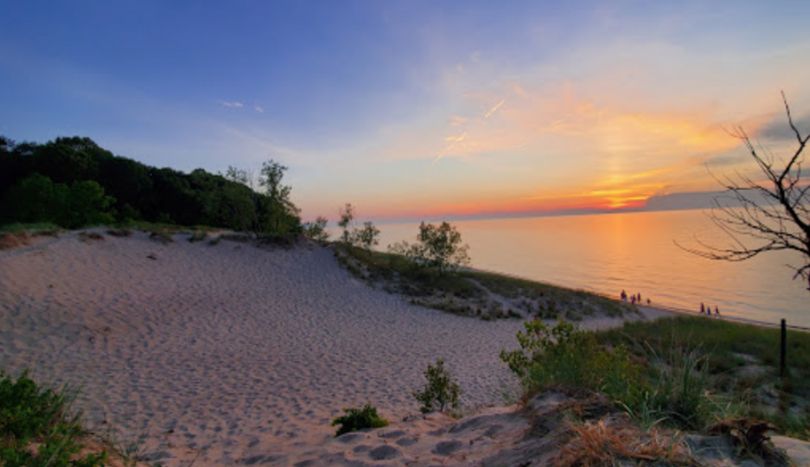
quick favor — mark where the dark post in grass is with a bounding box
[780,319,787,378]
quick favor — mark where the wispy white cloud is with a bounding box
[484,99,505,118]
[220,100,244,108]
[254,105,264,113]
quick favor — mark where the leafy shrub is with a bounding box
[0,371,106,466]
[331,404,388,436]
[353,221,380,250]
[502,320,725,430]
[389,221,470,273]
[338,203,355,243]
[336,204,379,250]
[500,320,642,408]
[302,216,329,242]
[413,358,461,413]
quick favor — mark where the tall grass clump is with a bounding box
[331,404,388,436]
[501,320,727,430]
[0,371,106,466]
[621,344,723,430]
[598,316,810,438]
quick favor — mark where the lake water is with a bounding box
[369,210,809,328]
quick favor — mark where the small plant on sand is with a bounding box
[0,371,107,466]
[331,404,388,436]
[413,358,461,413]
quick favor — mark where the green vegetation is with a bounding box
[501,321,643,414]
[331,404,388,436]
[501,317,810,439]
[335,244,630,320]
[335,203,379,250]
[0,371,107,466]
[302,216,329,242]
[0,223,60,235]
[2,174,114,229]
[389,221,470,272]
[413,358,461,414]
[0,136,301,236]
[598,316,810,438]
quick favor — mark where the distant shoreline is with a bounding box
[460,264,810,333]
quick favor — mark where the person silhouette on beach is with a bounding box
[621,290,627,301]
[714,306,720,317]
[646,298,651,305]
[700,303,705,314]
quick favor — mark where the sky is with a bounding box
[2,1,809,221]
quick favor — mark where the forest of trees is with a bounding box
[0,136,301,236]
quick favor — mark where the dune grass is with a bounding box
[597,316,810,438]
[0,371,108,466]
[501,317,810,440]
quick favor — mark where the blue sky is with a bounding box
[2,1,809,220]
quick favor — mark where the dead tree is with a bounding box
[681,92,810,288]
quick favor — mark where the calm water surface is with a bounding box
[372,210,809,328]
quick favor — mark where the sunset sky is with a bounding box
[2,1,809,221]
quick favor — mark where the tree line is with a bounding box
[0,136,301,236]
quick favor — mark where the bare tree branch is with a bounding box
[680,92,810,288]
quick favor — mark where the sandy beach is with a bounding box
[0,230,677,465]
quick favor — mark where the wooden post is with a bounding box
[780,319,787,378]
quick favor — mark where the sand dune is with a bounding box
[0,230,666,465]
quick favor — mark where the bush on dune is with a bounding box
[388,221,470,273]
[413,358,461,414]
[501,319,723,431]
[331,404,388,436]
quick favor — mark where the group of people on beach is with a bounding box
[700,302,721,317]
[620,290,650,306]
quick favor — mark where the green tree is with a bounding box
[303,216,329,242]
[258,160,300,235]
[389,221,470,273]
[338,203,355,243]
[1,173,64,223]
[61,180,115,228]
[354,221,380,250]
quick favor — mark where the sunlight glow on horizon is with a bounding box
[2,1,809,222]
